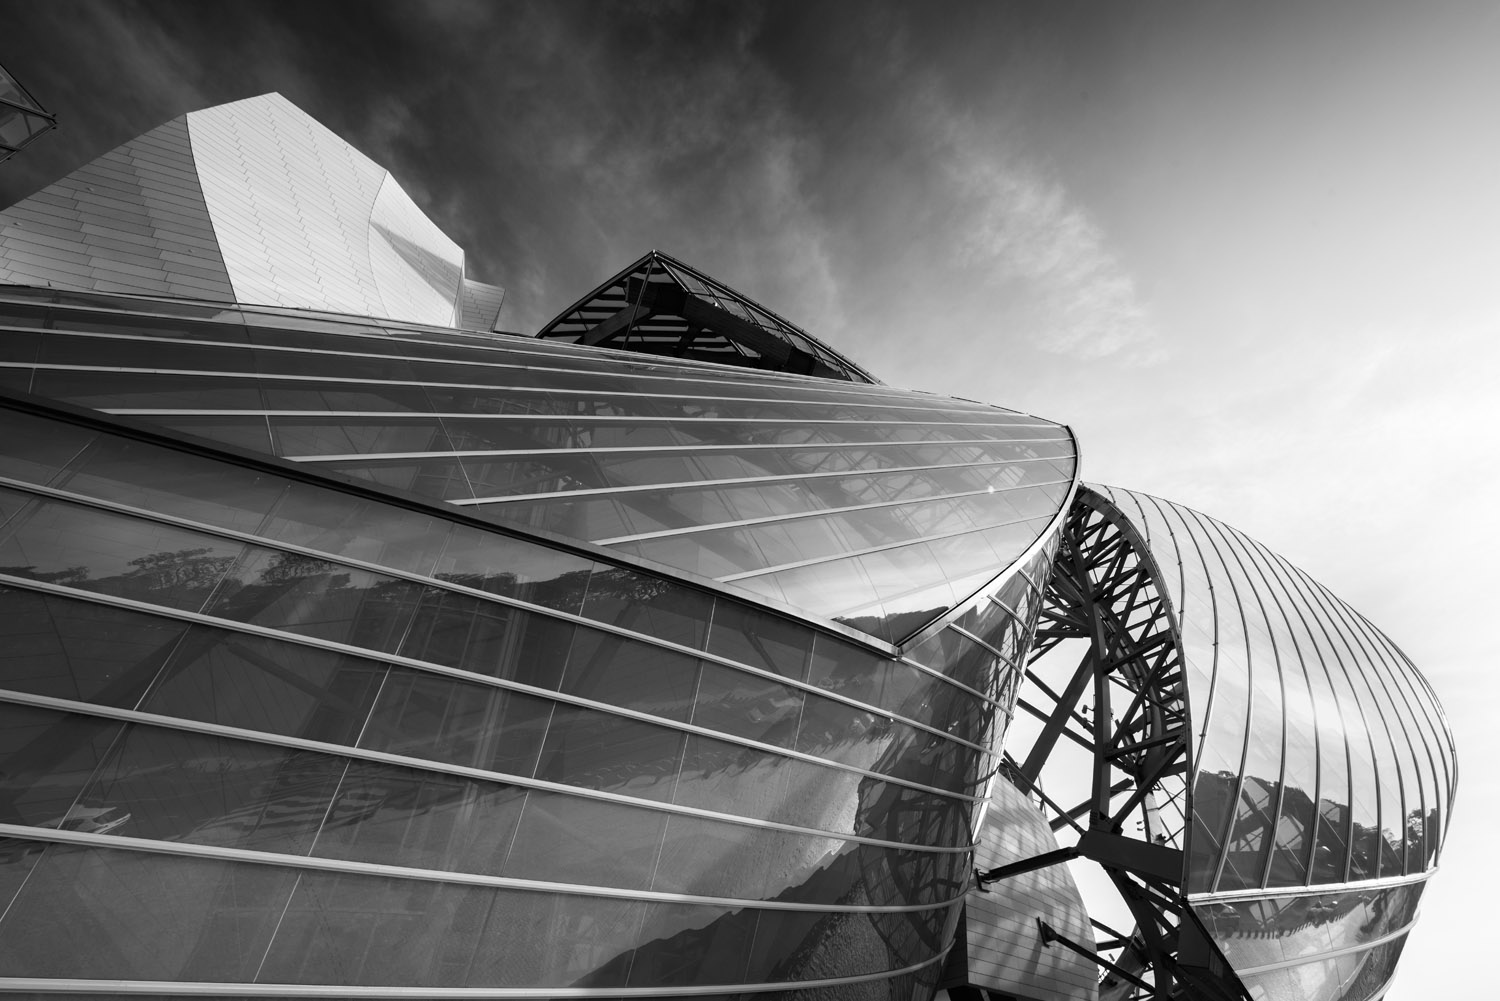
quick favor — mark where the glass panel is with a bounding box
[360,670,552,777]
[258,875,645,987]
[561,629,699,723]
[0,587,188,707]
[0,497,244,613]
[502,790,667,891]
[579,566,711,649]
[398,587,576,688]
[261,483,452,576]
[0,409,96,486]
[692,660,803,747]
[141,626,388,745]
[707,599,812,681]
[0,844,297,981]
[432,523,595,613]
[0,703,123,828]
[536,705,685,803]
[80,723,345,853]
[313,760,526,875]
[625,902,758,985]
[205,547,423,654]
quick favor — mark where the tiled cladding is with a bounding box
[958,778,1097,1000]
[0,386,1051,996]
[460,276,506,332]
[0,115,235,299]
[185,93,469,327]
[0,286,1078,646]
[1086,485,1456,897]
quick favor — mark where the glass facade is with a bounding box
[0,93,1454,1001]
[1082,485,1457,1001]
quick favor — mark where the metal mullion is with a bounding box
[0,576,983,812]
[0,475,989,756]
[0,823,959,916]
[0,686,973,858]
[0,951,947,998]
[462,454,1061,506]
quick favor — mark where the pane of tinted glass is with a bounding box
[0,498,244,613]
[626,902,757,985]
[269,417,451,458]
[692,661,803,747]
[399,589,575,689]
[502,790,667,891]
[205,548,422,653]
[261,484,452,576]
[536,705,685,802]
[561,629,698,723]
[432,524,595,612]
[147,415,276,453]
[361,670,552,777]
[313,760,527,874]
[0,409,96,486]
[0,703,123,827]
[580,566,711,649]
[81,724,345,854]
[706,600,812,682]
[0,844,297,981]
[141,627,387,745]
[0,587,187,706]
[59,433,288,533]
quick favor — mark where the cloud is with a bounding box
[936,122,1163,363]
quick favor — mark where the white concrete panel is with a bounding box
[187,93,387,317]
[367,172,463,326]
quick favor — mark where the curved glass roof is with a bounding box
[1089,484,1456,895]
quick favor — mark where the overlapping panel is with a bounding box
[1086,484,1455,1001]
[0,115,234,298]
[459,277,506,331]
[0,285,1077,645]
[536,250,879,384]
[958,777,1097,1000]
[368,172,465,326]
[0,389,1044,997]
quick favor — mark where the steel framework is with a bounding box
[980,488,1248,1001]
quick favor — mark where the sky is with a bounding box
[2,0,1496,994]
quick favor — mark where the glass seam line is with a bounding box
[13,323,1022,416]
[0,474,992,755]
[0,574,986,809]
[1,307,959,405]
[596,478,1072,546]
[1230,915,1418,977]
[0,361,1051,427]
[0,686,976,856]
[448,456,1066,506]
[0,947,947,996]
[289,438,1075,465]
[0,823,960,915]
[6,295,908,397]
[714,512,1055,584]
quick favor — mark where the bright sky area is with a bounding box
[1,1,1494,995]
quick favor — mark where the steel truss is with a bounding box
[979,489,1248,1001]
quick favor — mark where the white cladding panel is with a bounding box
[367,173,464,326]
[186,93,464,326]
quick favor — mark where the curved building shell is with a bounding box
[0,94,1454,1001]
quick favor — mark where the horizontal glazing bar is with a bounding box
[0,824,958,914]
[604,480,1069,546]
[0,948,945,996]
[0,474,994,752]
[17,325,1030,416]
[295,435,1071,463]
[459,455,1063,506]
[0,686,975,854]
[0,573,985,806]
[717,513,1051,583]
[1184,867,1432,904]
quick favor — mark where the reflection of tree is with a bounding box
[119,548,236,593]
